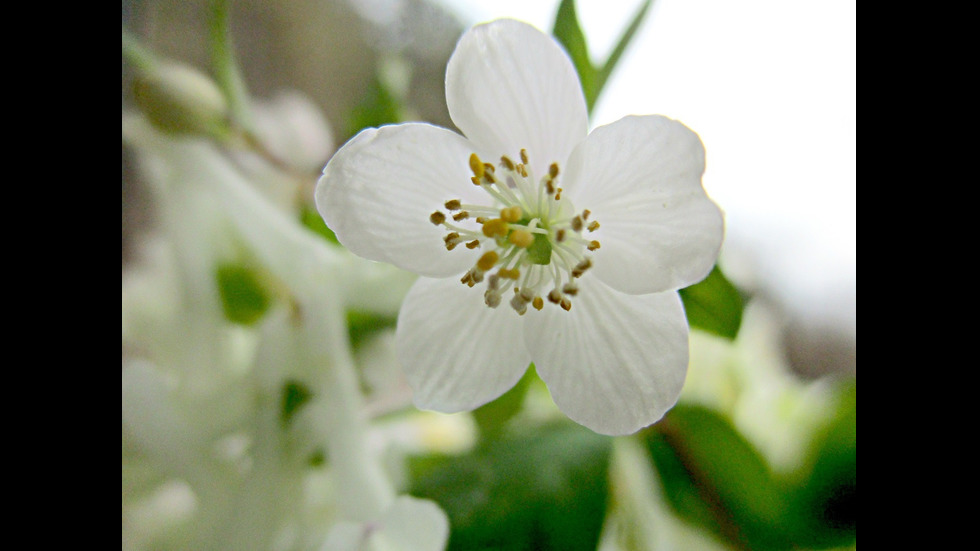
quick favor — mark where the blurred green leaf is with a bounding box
[552,0,654,114]
[280,380,313,426]
[782,381,856,549]
[410,422,612,551]
[345,75,403,138]
[646,404,793,551]
[471,364,537,441]
[346,309,397,350]
[299,204,340,245]
[679,264,745,340]
[215,262,272,325]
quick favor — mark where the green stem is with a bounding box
[208,0,254,132]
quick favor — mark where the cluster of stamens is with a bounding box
[428,148,601,315]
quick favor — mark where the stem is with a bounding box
[208,0,254,132]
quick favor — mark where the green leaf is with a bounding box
[346,309,397,350]
[215,262,272,326]
[280,380,313,426]
[645,404,793,551]
[679,264,745,340]
[552,0,598,111]
[471,365,536,440]
[410,422,612,551]
[782,381,856,549]
[299,203,340,245]
[345,75,403,138]
[552,0,655,114]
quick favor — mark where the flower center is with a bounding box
[429,149,600,314]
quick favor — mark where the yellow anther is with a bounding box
[519,164,527,177]
[477,251,499,271]
[509,229,533,248]
[587,220,600,232]
[587,240,601,251]
[546,180,555,195]
[444,232,460,250]
[465,240,480,249]
[560,298,572,311]
[548,289,562,304]
[453,211,469,221]
[556,229,566,242]
[555,188,562,200]
[549,163,559,179]
[571,216,583,232]
[430,211,446,225]
[469,153,485,178]
[471,176,482,186]
[498,268,521,280]
[532,296,544,310]
[501,155,515,171]
[445,199,462,210]
[520,149,529,164]
[482,218,509,237]
[582,209,590,220]
[500,206,523,222]
[562,283,579,296]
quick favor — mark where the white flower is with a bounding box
[315,19,724,435]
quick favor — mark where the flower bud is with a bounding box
[132,62,230,138]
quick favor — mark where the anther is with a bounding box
[520,149,529,164]
[587,240,601,251]
[477,251,499,272]
[465,240,480,249]
[500,206,522,222]
[445,199,462,211]
[582,209,590,220]
[571,259,592,278]
[509,229,533,248]
[453,211,469,221]
[547,289,562,304]
[482,218,509,237]
[562,283,578,296]
[555,188,562,200]
[571,216,583,232]
[501,155,515,171]
[498,268,520,280]
[532,296,544,310]
[560,298,572,311]
[430,211,446,225]
[485,290,502,308]
[556,229,566,242]
[444,232,460,250]
[588,221,600,232]
[469,153,485,178]
[549,163,559,179]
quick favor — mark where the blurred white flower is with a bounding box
[316,19,724,435]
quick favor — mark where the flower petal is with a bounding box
[563,115,724,294]
[527,278,689,435]
[446,19,588,177]
[396,276,532,412]
[315,123,485,278]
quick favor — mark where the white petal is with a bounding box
[564,115,724,294]
[446,19,588,177]
[316,123,485,278]
[527,278,689,436]
[396,277,532,412]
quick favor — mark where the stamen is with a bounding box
[482,218,509,237]
[587,240,601,251]
[469,153,485,178]
[466,240,480,249]
[520,148,529,164]
[571,216,583,232]
[430,211,446,225]
[452,211,469,221]
[498,268,520,280]
[500,206,523,222]
[509,229,533,248]
[477,251,499,271]
[588,221,600,232]
[445,199,461,211]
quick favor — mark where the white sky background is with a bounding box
[435,0,856,333]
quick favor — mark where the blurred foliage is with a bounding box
[280,380,313,426]
[410,421,612,551]
[645,380,856,550]
[471,365,537,440]
[215,261,273,325]
[680,264,745,340]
